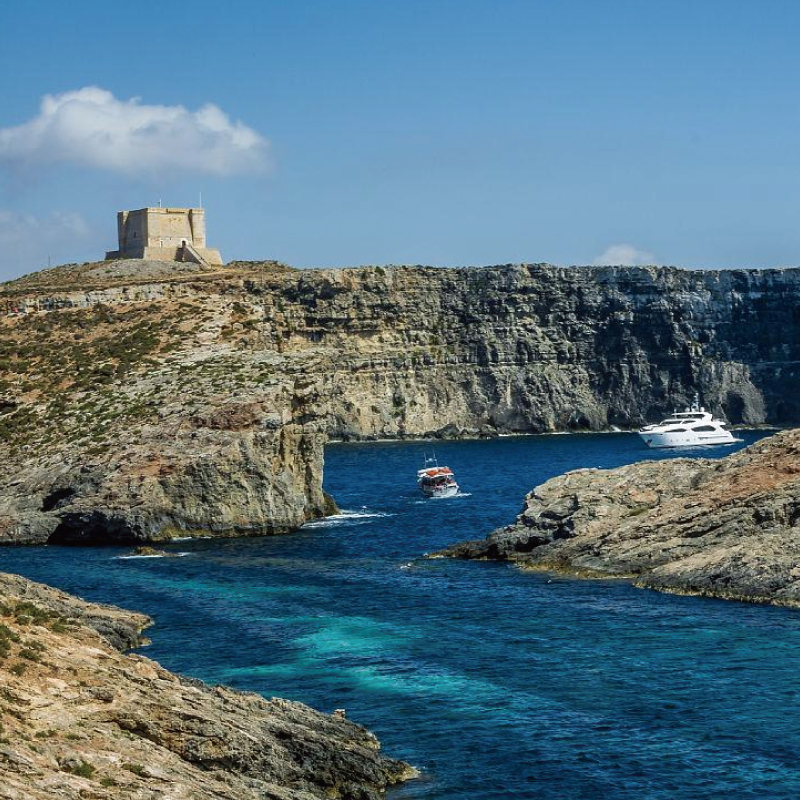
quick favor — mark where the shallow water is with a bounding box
[5,431,800,799]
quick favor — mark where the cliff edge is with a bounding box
[439,430,800,606]
[4,258,800,544]
[0,571,413,799]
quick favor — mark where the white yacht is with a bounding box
[638,396,739,449]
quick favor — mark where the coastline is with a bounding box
[2,257,799,549]
[436,429,800,608]
[326,424,783,445]
[0,571,415,798]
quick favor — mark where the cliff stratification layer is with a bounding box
[0,571,413,799]
[3,257,800,543]
[439,430,800,605]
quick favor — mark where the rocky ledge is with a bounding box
[0,572,413,799]
[439,429,800,606]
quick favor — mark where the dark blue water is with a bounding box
[4,431,800,799]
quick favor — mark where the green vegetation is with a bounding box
[0,305,167,398]
[0,624,20,641]
[0,623,20,660]
[66,761,96,779]
[0,266,301,462]
[19,647,42,662]
[0,301,203,453]
[123,762,146,776]
[7,601,56,626]
[0,600,70,644]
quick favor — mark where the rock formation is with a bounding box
[3,257,800,543]
[439,429,800,605]
[0,571,413,799]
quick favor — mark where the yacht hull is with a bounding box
[639,431,738,449]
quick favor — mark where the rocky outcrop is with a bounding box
[0,572,413,799]
[4,258,800,544]
[0,393,335,545]
[439,429,800,605]
[0,272,338,544]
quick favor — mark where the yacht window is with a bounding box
[692,425,716,432]
[667,427,687,432]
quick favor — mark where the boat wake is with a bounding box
[430,491,472,500]
[114,552,190,560]
[302,509,394,529]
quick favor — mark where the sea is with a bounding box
[4,431,800,800]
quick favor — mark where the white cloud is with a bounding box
[0,210,94,279]
[0,87,268,177]
[592,243,656,266]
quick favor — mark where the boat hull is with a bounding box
[639,431,738,449]
[419,483,460,498]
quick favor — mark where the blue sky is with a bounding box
[1,0,799,279]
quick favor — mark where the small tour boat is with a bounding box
[638,395,739,449]
[417,456,460,498]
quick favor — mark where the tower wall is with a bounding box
[189,208,207,248]
[106,207,222,265]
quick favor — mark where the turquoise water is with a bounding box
[5,431,800,799]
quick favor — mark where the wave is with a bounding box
[302,508,394,529]
[114,552,190,560]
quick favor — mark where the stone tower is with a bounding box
[105,207,223,266]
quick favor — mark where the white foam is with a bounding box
[302,509,394,529]
[429,491,472,500]
[114,552,190,560]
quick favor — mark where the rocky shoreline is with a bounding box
[3,256,800,545]
[0,571,414,799]
[438,429,800,606]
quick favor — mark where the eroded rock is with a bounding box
[4,259,800,544]
[439,429,800,606]
[0,572,414,799]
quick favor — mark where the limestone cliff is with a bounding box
[0,572,412,799]
[2,257,800,543]
[247,262,800,435]
[438,429,800,606]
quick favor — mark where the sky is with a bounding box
[1,0,800,279]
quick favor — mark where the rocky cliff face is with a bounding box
[2,258,800,543]
[0,262,337,544]
[439,430,800,606]
[0,572,413,799]
[0,411,333,545]
[257,264,800,435]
